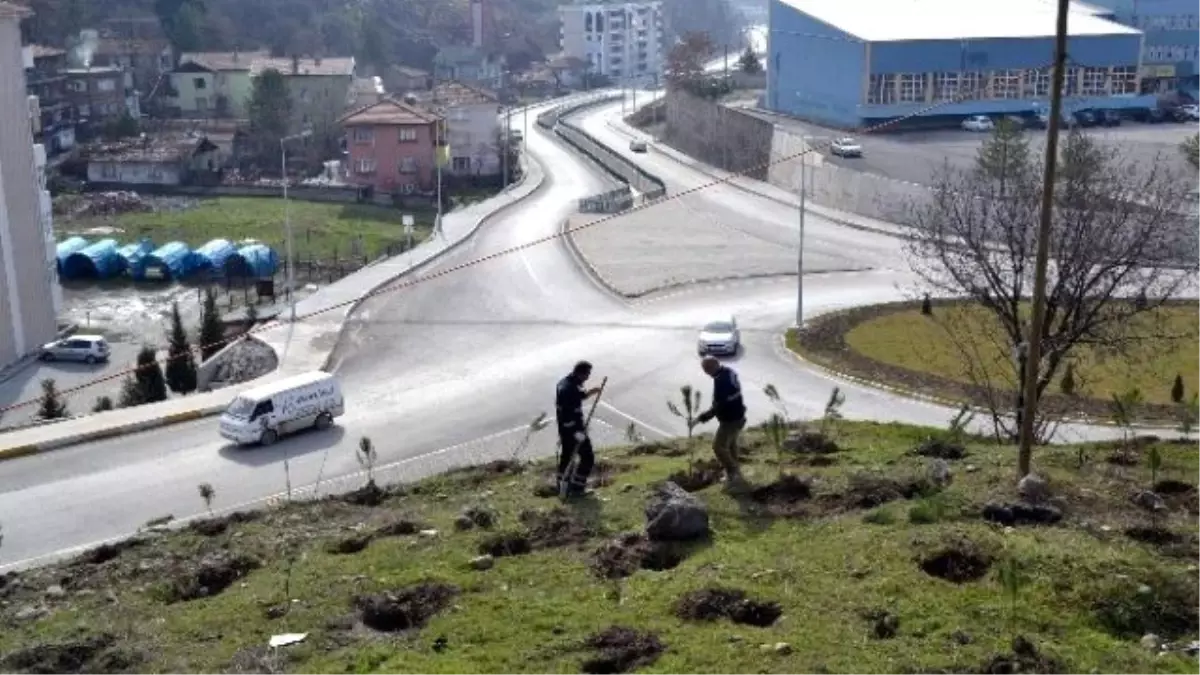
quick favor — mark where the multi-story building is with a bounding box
[169,50,266,118]
[339,98,442,196]
[94,15,175,95]
[23,44,75,155]
[64,65,136,133]
[1080,0,1198,98]
[411,81,502,176]
[558,0,665,84]
[250,55,356,137]
[0,2,58,369]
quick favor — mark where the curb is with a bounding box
[775,332,1181,435]
[558,217,629,301]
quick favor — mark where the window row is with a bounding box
[866,66,1139,105]
[1144,44,1198,63]
[353,157,425,174]
[351,127,422,143]
[1132,14,1199,31]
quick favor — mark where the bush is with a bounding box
[37,378,68,420]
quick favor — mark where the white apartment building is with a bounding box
[558,1,665,83]
[0,2,58,369]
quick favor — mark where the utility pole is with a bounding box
[794,135,813,327]
[1016,0,1071,476]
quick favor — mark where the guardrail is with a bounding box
[536,94,632,214]
[557,106,667,203]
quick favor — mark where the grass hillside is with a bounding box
[0,420,1196,674]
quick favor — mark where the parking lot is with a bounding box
[0,340,143,430]
[758,110,1197,188]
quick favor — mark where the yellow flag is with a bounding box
[436,144,451,168]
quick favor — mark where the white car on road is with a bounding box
[830,137,863,157]
[629,139,648,153]
[961,115,995,132]
[39,334,110,364]
[697,316,741,356]
[1181,104,1200,121]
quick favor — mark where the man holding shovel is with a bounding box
[555,360,603,498]
[695,356,748,491]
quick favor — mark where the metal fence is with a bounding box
[578,186,635,214]
[558,113,667,202]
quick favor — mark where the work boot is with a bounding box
[722,470,750,494]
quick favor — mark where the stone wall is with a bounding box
[662,89,772,181]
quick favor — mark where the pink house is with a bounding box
[338,98,442,195]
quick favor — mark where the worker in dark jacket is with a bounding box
[695,356,748,489]
[556,360,602,496]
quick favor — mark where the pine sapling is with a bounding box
[766,413,787,477]
[197,482,215,516]
[1170,374,1185,405]
[1060,363,1077,397]
[511,412,550,462]
[820,386,846,438]
[946,403,975,444]
[667,384,703,463]
[1177,393,1198,441]
[357,436,378,488]
[763,383,790,424]
[92,395,114,413]
[996,554,1029,642]
[37,378,68,420]
[921,293,932,316]
[1109,388,1143,450]
[1147,446,1164,530]
[624,422,643,444]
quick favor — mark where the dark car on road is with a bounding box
[1098,109,1122,126]
[1072,109,1098,127]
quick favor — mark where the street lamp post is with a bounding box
[280,128,312,322]
[795,134,817,327]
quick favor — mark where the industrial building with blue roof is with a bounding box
[765,0,1159,128]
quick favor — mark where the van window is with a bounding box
[250,400,274,421]
[226,397,255,419]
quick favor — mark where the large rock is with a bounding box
[645,481,710,542]
[1017,473,1050,503]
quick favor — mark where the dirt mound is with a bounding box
[667,459,724,492]
[326,534,372,555]
[914,438,967,460]
[0,633,140,674]
[1124,526,1184,546]
[354,582,459,632]
[590,532,687,579]
[918,536,993,583]
[580,626,665,674]
[626,442,686,457]
[981,501,1063,526]
[842,473,932,509]
[977,636,1066,674]
[478,532,533,558]
[674,587,782,627]
[73,538,147,566]
[521,507,597,549]
[1153,479,1194,495]
[783,430,841,454]
[751,474,813,505]
[456,505,498,531]
[159,552,261,603]
[375,518,422,537]
[189,511,261,537]
[343,480,386,507]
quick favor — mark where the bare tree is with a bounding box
[902,127,1196,446]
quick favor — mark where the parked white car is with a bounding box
[961,115,995,132]
[39,334,110,364]
[219,371,345,446]
[629,139,648,153]
[1181,104,1200,121]
[830,137,863,157]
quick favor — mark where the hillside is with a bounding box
[0,420,1196,673]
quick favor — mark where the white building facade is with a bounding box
[0,2,58,369]
[558,1,665,84]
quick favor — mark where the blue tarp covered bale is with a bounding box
[143,241,195,281]
[61,238,124,280]
[225,243,279,279]
[118,239,155,281]
[55,237,89,275]
[194,238,237,275]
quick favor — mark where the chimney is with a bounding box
[315,55,322,67]
[471,0,484,49]
[291,54,300,74]
[232,48,239,63]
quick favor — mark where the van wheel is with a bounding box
[259,429,278,446]
[85,355,96,364]
[314,412,333,430]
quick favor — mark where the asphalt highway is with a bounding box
[0,91,1135,571]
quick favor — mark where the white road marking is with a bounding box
[600,400,673,438]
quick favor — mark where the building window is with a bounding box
[866,73,896,104]
[101,164,116,178]
[931,72,961,102]
[356,158,376,174]
[989,69,1022,99]
[97,79,116,92]
[352,127,374,143]
[399,156,417,173]
[959,71,986,99]
[1023,68,1051,97]
[452,156,471,171]
[397,127,418,142]
[1079,67,1108,95]
[1110,66,1138,94]
[193,77,206,89]
[1061,67,1079,96]
[68,80,85,92]
[897,73,926,102]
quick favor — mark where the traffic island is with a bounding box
[786,299,1199,426]
[0,421,1195,672]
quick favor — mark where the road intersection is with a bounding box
[0,91,1144,571]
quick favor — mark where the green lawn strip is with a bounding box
[0,421,1195,674]
[65,198,434,262]
[789,300,1199,424]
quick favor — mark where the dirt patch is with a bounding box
[158,552,261,603]
[1124,526,1184,546]
[0,633,141,674]
[749,474,814,515]
[862,609,899,639]
[580,626,665,674]
[674,587,782,627]
[354,582,459,632]
[1105,450,1141,466]
[918,536,993,583]
[980,501,1063,526]
[841,473,933,509]
[1153,479,1194,495]
[783,430,841,454]
[626,442,686,457]
[977,636,1066,674]
[326,534,373,555]
[478,532,533,558]
[375,518,422,537]
[1091,570,1199,640]
[456,505,498,531]
[188,510,261,537]
[522,507,598,549]
[343,480,386,507]
[72,538,147,566]
[667,459,725,492]
[914,438,967,460]
[590,532,688,579]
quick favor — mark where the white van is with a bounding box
[219,371,345,446]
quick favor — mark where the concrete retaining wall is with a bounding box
[663,89,772,181]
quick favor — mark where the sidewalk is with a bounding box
[0,153,548,459]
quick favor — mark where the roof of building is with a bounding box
[0,2,32,20]
[425,80,499,106]
[250,56,356,77]
[29,44,66,59]
[774,0,1140,42]
[64,66,123,76]
[391,65,429,78]
[351,76,385,95]
[96,37,170,55]
[179,50,268,72]
[88,135,218,163]
[338,98,441,126]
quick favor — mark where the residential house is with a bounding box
[386,65,431,93]
[414,80,501,176]
[23,44,75,154]
[250,55,356,138]
[86,135,222,186]
[64,65,136,132]
[348,76,385,110]
[93,15,174,94]
[433,45,506,91]
[338,98,441,195]
[169,50,265,118]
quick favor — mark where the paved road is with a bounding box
[0,342,142,429]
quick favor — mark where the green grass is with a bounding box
[0,421,1196,674]
[63,197,434,262]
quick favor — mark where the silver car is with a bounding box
[697,317,740,356]
[40,334,111,364]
